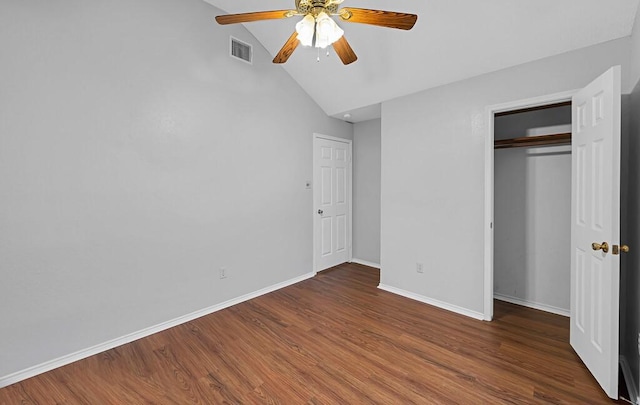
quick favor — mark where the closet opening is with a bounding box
[492,101,572,316]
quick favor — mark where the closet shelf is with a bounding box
[494,133,571,149]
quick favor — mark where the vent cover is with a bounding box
[230,37,252,64]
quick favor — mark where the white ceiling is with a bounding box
[204,0,639,122]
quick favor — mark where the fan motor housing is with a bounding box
[296,0,339,15]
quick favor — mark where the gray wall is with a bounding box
[494,108,572,314]
[621,4,640,398]
[380,37,632,317]
[0,0,352,380]
[633,7,640,89]
[353,119,381,265]
[625,79,640,403]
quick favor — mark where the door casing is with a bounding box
[312,133,353,273]
[483,90,577,321]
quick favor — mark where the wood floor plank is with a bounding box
[0,263,620,404]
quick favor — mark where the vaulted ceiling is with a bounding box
[204,0,639,122]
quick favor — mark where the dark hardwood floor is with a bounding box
[0,263,619,404]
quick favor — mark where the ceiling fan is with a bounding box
[215,0,417,65]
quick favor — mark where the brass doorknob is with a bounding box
[592,242,609,253]
[612,244,630,255]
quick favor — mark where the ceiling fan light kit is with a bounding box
[312,11,344,49]
[214,0,417,65]
[295,14,315,46]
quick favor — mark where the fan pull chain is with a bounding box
[314,48,330,63]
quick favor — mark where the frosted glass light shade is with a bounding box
[295,14,315,47]
[315,12,343,49]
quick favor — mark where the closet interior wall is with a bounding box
[493,105,572,315]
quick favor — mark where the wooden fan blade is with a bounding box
[273,31,300,64]
[339,8,417,30]
[215,10,294,25]
[332,36,357,65]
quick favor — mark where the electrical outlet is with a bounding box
[220,267,227,279]
[416,263,424,273]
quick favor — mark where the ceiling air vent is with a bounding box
[230,37,252,64]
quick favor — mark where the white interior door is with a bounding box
[313,135,351,271]
[570,66,621,399]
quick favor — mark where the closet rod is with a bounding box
[494,133,571,149]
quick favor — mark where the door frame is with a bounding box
[483,89,577,321]
[312,133,353,274]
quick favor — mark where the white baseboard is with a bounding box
[350,258,381,269]
[378,283,484,320]
[494,293,570,317]
[0,271,316,389]
[620,355,639,404]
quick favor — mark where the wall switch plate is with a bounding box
[416,263,424,273]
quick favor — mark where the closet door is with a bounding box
[570,66,621,399]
